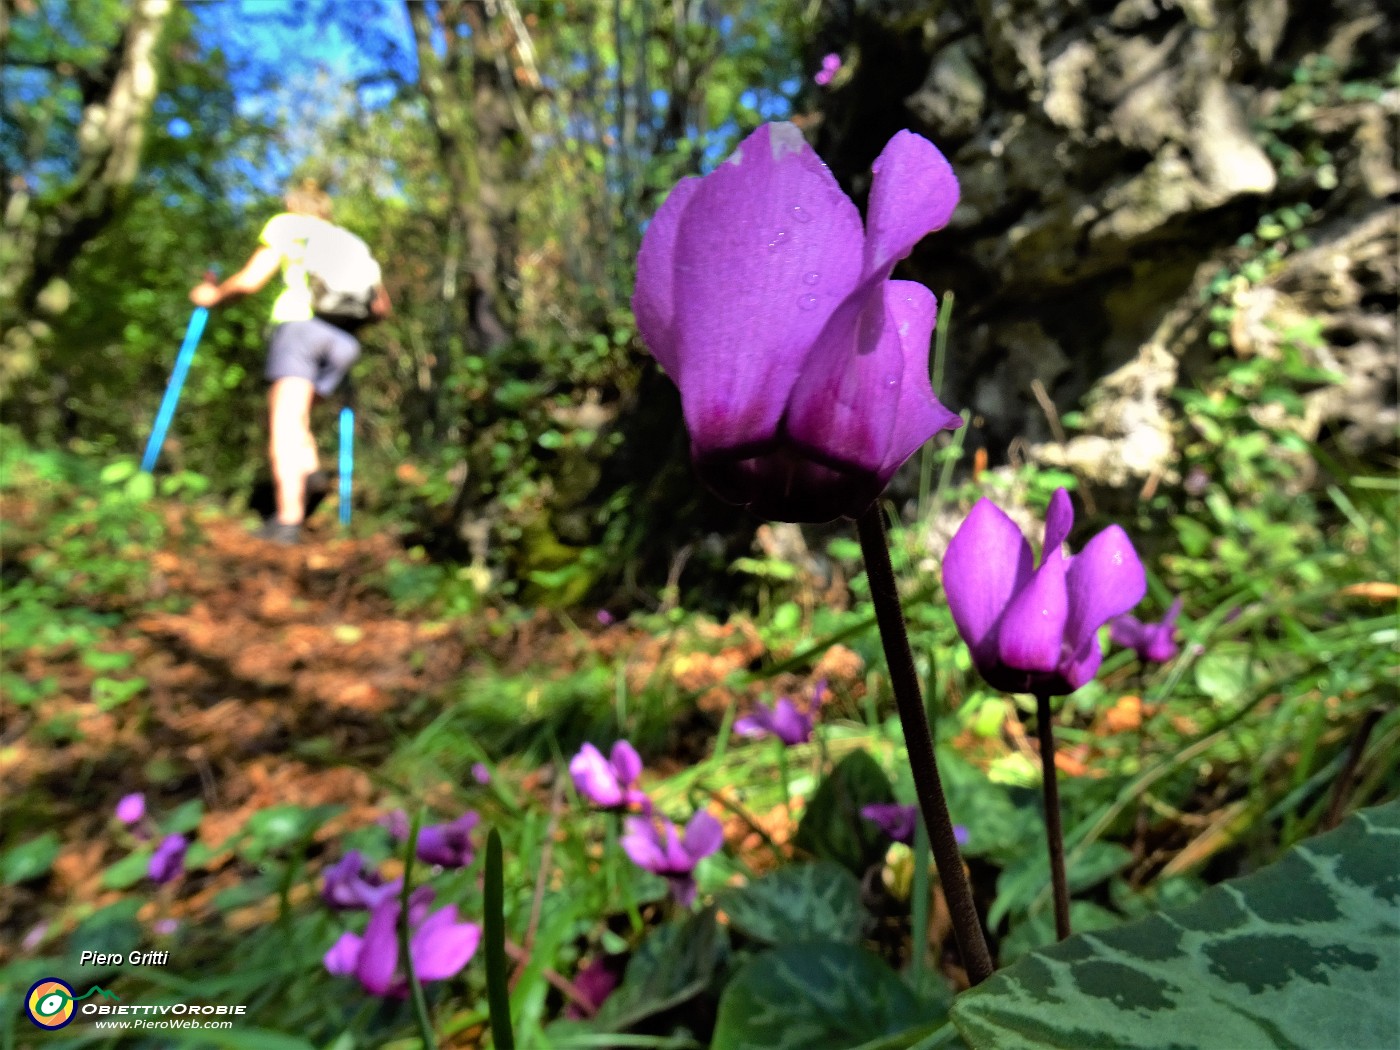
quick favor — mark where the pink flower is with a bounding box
[633,123,961,523]
[1110,597,1183,664]
[115,793,145,825]
[324,887,480,998]
[943,489,1146,697]
[570,741,650,812]
[620,811,724,906]
[814,52,842,86]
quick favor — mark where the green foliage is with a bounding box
[580,908,730,1035]
[713,943,939,1050]
[716,862,867,947]
[794,750,897,876]
[1,832,62,885]
[951,801,1400,1050]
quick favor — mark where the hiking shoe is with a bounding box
[254,521,301,545]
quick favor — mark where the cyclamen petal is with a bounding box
[115,793,145,825]
[943,489,1145,698]
[411,905,481,982]
[414,812,479,868]
[943,500,1035,665]
[1111,597,1183,664]
[863,130,959,277]
[633,121,962,523]
[148,835,188,885]
[669,124,865,459]
[570,740,650,812]
[324,931,363,977]
[862,803,918,844]
[997,556,1070,675]
[1063,526,1147,655]
[356,899,401,997]
[621,811,724,905]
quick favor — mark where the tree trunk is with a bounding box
[407,0,526,359]
[0,0,173,338]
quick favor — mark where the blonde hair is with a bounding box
[284,178,332,220]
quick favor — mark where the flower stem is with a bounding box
[776,738,793,827]
[1036,692,1072,941]
[857,507,993,985]
[400,809,438,1050]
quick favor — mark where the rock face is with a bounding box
[815,0,1398,493]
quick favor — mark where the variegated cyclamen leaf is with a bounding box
[712,942,931,1050]
[951,800,1400,1050]
[794,750,896,876]
[717,861,867,946]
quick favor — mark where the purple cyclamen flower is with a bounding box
[22,923,49,952]
[861,803,917,844]
[324,887,481,998]
[735,695,813,746]
[596,609,615,626]
[148,835,188,884]
[115,793,146,825]
[322,850,401,910]
[381,810,410,840]
[570,741,650,812]
[943,488,1146,697]
[814,52,842,86]
[471,762,492,785]
[633,122,962,523]
[860,804,969,847]
[1110,597,1183,664]
[566,955,625,1019]
[620,811,725,906]
[411,812,480,868]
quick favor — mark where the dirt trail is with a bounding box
[2,507,473,956]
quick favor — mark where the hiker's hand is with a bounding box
[189,281,220,307]
[190,281,220,308]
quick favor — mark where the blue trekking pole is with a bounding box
[338,404,354,526]
[141,271,215,473]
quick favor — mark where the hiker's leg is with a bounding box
[268,377,316,525]
[312,321,361,399]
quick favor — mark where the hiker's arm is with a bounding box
[189,247,281,307]
[370,283,392,319]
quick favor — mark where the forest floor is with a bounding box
[0,498,815,964]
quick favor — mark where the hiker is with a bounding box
[189,180,389,543]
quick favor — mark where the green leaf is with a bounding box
[124,470,156,501]
[794,750,895,875]
[102,849,154,890]
[82,648,135,672]
[164,798,206,836]
[717,861,867,946]
[989,842,1133,929]
[590,908,729,1033]
[999,902,1121,965]
[951,800,1400,1050]
[1,831,61,884]
[162,1029,317,1049]
[100,460,137,485]
[713,942,929,1050]
[1194,643,1253,704]
[238,804,337,860]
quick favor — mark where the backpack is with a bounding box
[303,222,382,327]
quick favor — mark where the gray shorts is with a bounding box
[266,319,361,396]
